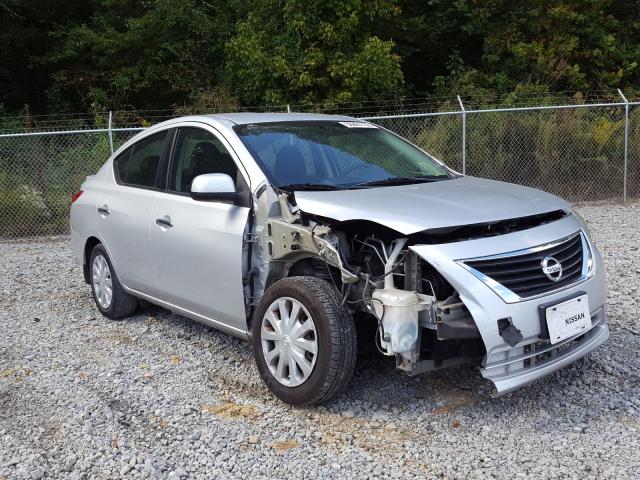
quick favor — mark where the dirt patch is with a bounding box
[271,439,299,451]
[433,389,474,415]
[315,412,414,458]
[99,330,134,345]
[204,400,257,420]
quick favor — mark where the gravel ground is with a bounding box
[1,201,639,480]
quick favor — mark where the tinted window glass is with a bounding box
[169,128,238,193]
[113,148,132,179]
[236,121,449,189]
[115,131,167,187]
[249,134,319,180]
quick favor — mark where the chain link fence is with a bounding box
[0,93,638,237]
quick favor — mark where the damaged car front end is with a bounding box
[237,117,608,401]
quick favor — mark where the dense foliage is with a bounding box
[1,0,639,236]
[1,0,640,114]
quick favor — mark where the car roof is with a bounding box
[142,112,364,135]
[204,112,357,125]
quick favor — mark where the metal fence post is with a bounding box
[618,89,629,203]
[108,111,114,155]
[457,95,466,175]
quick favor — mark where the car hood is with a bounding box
[294,176,570,235]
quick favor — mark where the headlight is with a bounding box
[570,207,587,226]
[570,207,593,238]
[571,207,596,277]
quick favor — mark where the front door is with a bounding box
[149,125,250,332]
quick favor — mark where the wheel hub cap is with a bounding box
[92,254,113,309]
[261,297,318,387]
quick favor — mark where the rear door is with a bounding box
[148,124,250,332]
[97,129,171,293]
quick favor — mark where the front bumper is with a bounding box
[411,213,608,394]
[481,307,608,394]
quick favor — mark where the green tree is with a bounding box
[376,0,495,96]
[0,0,90,113]
[47,0,241,110]
[3,0,640,114]
[223,0,404,105]
[381,0,640,98]
[482,0,640,91]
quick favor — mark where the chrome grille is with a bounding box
[462,232,590,302]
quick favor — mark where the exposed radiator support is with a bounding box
[384,238,407,289]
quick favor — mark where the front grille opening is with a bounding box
[523,344,532,368]
[521,342,553,368]
[523,334,586,368]
[466,233,584,299]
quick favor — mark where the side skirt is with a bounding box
[123,286,250,340]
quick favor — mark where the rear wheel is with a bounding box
[252,276,357,406]
[89,244,138,319]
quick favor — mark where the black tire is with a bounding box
[89,243,138,319]
[251,276,357,406]
[137,298,155,310]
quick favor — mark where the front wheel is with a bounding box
[252,276,357,406]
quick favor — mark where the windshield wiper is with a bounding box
[276,183,344,192]
[349,175,447,189]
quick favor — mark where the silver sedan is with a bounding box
[70,113,608,405]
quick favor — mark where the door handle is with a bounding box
[98,206,110,216]
[155,217,173,228]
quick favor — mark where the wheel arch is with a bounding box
[248,256,341,332]
[83,236,102,283]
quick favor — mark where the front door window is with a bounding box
[169,128,238,193]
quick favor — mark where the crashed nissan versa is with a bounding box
[70,113,609,405]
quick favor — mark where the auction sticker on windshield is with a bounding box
[546,294,591,344]
[338,121,377,128]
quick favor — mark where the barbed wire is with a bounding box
[2,89,638,135]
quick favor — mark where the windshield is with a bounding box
[235,121,450,190]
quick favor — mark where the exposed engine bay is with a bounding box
[247,186,486,375]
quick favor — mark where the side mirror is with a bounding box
[190,173,239,202]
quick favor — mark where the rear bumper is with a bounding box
[481,306,608,394]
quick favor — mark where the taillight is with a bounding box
[71,191,84,203]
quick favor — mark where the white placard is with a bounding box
[338,121,377,129]
[546,294,591,344]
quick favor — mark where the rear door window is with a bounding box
[114,131,167,188]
